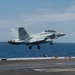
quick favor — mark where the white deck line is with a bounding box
[0,57,75,61]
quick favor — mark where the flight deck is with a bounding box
[0,57,75,75]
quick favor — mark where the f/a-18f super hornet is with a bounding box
[8,27,66,49]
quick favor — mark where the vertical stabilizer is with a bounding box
[18,27,29,40]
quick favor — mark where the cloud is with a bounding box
[0,12,75,29]
[0,12,75,42]
[67,5,75,12]
[1,3,75,30]
[35,8,48,12]
[18,13,75,24]
[1,1,75,42]
[66,2,75,12]
[43,1,53,6]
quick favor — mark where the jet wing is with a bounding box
[29,36,45,43]
[29,34,55,43]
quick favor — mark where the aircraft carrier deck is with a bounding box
[0,57,75,75]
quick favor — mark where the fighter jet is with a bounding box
[8,27,66,49]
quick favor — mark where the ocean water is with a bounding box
[0,42,75,58]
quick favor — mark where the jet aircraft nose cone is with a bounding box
[63,33,66,36]
[59,32,66,36]
[56,32,66,37]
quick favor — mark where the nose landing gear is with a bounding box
[37,45,41,49]
[29,46,32,50]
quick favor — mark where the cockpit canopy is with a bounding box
[45,30,56,32]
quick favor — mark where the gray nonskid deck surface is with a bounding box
[0,58,75,75]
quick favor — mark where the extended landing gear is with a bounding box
[29,46,32,50]
[50,42,53,45]
[29,45,41,50]
[37,45,41,49]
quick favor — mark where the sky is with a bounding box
[0,0,75,43]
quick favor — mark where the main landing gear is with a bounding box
[50,42,53,45]
[29,45,41,50]
[37,45,41,49]
[29,46,32,50]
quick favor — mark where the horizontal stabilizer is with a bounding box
[9,29,18,39]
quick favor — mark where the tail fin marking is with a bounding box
[18,27,29,40]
